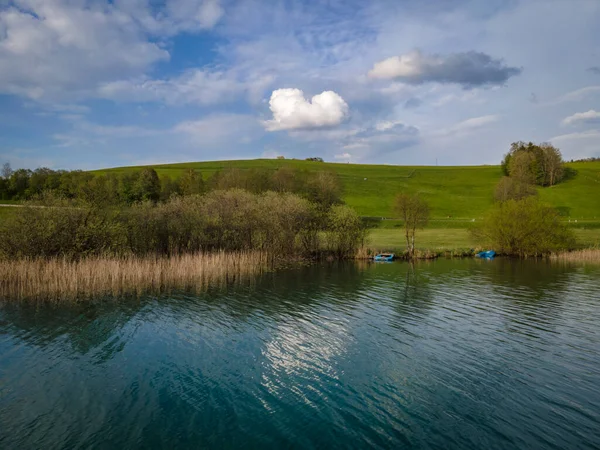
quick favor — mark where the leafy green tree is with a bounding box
[179,169,204,195]
[394,193,430,258]
[135,168,161,203]
[474,197,575,257]
[325,205,366,258]
[159,175,181,201]
[501,141,565,186]
[304,171,342,209]
[8,169,32,199]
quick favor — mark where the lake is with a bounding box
[1,259,600,449]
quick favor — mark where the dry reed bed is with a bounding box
[550,248,600,263]
[0,251,268,303]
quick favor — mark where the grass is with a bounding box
[367,227,600,253]
[0,251,267,303]
[95,159,600,220]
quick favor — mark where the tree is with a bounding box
[179,169,204,195]
[8,169,32,199]
[508,151,537,185]
[394,193,430,258]
[474,197,575,257]
[2,162,12,179]
[494,176,537,202]
[159,175,181,201]
[135,168,161,203]
[501,141,565,186]
[304,171,342,209]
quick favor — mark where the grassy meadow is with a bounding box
[2,159,597,254]
[95,159,600,220]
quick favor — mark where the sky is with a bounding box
[1,0,599,170]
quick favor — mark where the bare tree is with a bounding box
[508,151,537,185]
[494,176,537,202]
[394,193,430,259]
[541,143,564,186]
[2,162,12,179]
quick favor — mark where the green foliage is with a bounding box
[179,169,204,195]
[502,141,565,187]
[473,197,576,257]
[0,190,364,260]
[0,194,125,258]
[324,205,367,258]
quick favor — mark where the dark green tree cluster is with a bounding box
[501,141,565,187]
[0,191,365,260]
[495,142,566,203]
[0,163,342,210]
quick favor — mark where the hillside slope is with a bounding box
[97,160,600,219]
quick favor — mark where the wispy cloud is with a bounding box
[368,50,521,87]
[562,110,600,126]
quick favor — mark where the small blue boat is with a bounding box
[374,253,395,262]
[476,250,496,259]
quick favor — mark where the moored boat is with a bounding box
[374,253,395,262]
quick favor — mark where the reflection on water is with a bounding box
[1,259,600,449]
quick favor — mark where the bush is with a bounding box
[0,190,364,260]
[0,195,125,258]
[324,205,367,258]
[473,197,576,257]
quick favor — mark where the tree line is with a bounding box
[0,190,366,261]
[0,163,343,209]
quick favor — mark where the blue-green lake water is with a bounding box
[1,259,600,449]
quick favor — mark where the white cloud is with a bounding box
[334,152,351,160]
[549,129,600,160]
[264,88,349,131]
[0,0,224,101]
[368,50,521,87]
[562,110,600,126]
[553,86,600,104]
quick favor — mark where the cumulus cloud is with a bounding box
[264,88,349,131]
[562,110,600,126]
[368,50,521,87]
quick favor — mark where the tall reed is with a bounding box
[550,249,600,263]
[0,251,268,303]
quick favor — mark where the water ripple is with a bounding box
[1,259,600,449]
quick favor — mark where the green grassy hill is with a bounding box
[97,159,600,220]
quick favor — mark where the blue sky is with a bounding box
[1,0,599,169]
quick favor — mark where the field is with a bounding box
[2,159,597,252]
[96,159,600,220]
[367,228,600,252]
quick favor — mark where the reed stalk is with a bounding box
[0,251,268,303]
[549,248,600,263]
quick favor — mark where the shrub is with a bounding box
[325,205,367,258]
[473,197,576,257]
